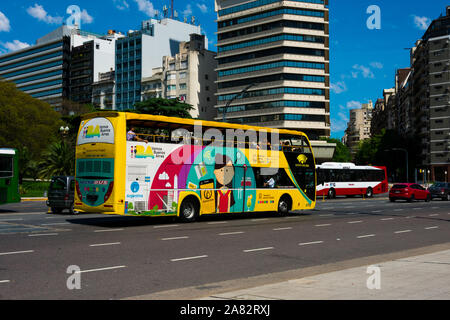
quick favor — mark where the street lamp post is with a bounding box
[222,83,257,122]
[60,126,70,137]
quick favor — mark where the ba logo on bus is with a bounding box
[132,145,155,159]
[83,125,100,139]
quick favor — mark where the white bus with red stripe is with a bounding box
[316,163,388,199]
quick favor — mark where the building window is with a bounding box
[179,72,187,79]
[180,61,188,69]
[179,83,187,90]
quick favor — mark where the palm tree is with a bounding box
[38,140,75,179]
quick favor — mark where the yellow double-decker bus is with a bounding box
[75,112,316,222]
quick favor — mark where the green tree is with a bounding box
[0,80,62,163]
[323,138,352,162]
[132,98,194,118]
[38,140,75,178]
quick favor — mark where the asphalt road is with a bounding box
[0,196,449,299]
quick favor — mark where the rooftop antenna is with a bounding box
[191,16,196,25]
[171,0,174,18]
[163,5,168,18]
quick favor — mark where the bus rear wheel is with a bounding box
[365,187,373,198]
[180,197,199,223]
[278,195,292,216]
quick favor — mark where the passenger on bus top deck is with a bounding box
[127,127,148,143]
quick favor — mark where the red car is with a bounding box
[389,183,431,202]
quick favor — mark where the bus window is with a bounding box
[0,156,13,178]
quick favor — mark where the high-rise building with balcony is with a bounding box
[214,0,330,139]
[411,6,450,181]
[345,101,373,159]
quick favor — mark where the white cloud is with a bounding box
[330,81,347,94]
[26,4,63,24]
[182,4,193,17]
[413,15,431,30]
[370,62,383,69]
[331,120,348,134]
[352,64,375,79]
[0,11,11,32]
[338,112,349,122]
[346,101,362,109]
[1,40,31,52]
[134,0,156,17]
[114,0,129,10]
[80,9,94,24]
[196,4,208,14]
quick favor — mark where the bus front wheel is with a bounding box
[328,189,336,199]
[180,197,199,223]
[366,187,373,198]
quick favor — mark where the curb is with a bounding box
[21,198,48,202]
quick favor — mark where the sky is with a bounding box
[0,0,449,139]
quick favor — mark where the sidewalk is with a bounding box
[127,244,450,300]
[202,247,450,300]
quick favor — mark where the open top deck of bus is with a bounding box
[80,111,310,139]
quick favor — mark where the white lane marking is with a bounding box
[429,214,439,217]
[76,266,126,274]
[299,241,324,246]
[315,224,331,227]
[153,225,179,229]
[395,230,412,234]
[207,221,228,225]
[251,218,268,222]
[0,218,23,222]
[89,242,121,247]
[348,221,363,224]
[357,234,375,239]
[319,214,333,217]
[273,227,293,231]
[413,208,422,210]
[243,247,274,253]
[381,218,394,221]
[28,233,59,237]
[425,226,439,230]
[372,210,382,213]
[0,250,34,256]
[394,209,404,212]
[0,280,11,284]
[344,206,356,209]
[94,229,124,233]
[171,255,208,262]
[40,222,70,226]
[161,236,189,241]
[219,232,245,236]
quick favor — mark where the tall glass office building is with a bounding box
[215,0,330,140]
[0,38,71,108]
